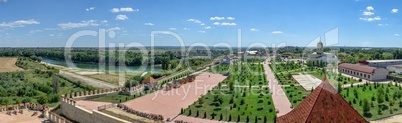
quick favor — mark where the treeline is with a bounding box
[338,48,402,63]
[0,48,225,67]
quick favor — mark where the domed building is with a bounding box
[307,40,338,66]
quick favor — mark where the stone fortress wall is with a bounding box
[56,91,132,123]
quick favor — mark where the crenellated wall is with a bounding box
[59,96,131,123]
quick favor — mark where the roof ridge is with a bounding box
[303,83,324,123]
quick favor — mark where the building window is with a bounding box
[368,75,371,79]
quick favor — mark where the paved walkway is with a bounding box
[263,57,292,116]
[122,73,227,120]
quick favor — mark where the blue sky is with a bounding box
[0,0,401,47]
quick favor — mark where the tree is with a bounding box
[52,75,60,93]
[363,99,371,117]
[37,94,48,104]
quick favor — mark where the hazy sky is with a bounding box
[0,0,401,47]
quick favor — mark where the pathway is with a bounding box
[122,73,227,121]
[263,57,293,116]
[59,71,117,88]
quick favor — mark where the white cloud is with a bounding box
[29,30,42,33]
[221,22,236,26]
[366,6,374,11]
[57,20,98,29]
[49,34,55,37]
[111,7,139,13]
[227,17,235,20]
[187,19,202,24]
[106,27,121,32]
[363,11,374,16]
[378,23,388,26]
[359,16,381,22]
[395,34,400,36]
[101,20,108,23]
[204,26,212,29]
[198,30,206,33]
[272,31,283,34]
[86,7,95,11]
[144,23,154,26]
[169,28,177,30]
[0,19,40,28]
[183,28,190,30]
[210,16,225,21]
[213,22,220,25]
[392,9,398,13]
[0,0,7,3]
[116,15,128,20]
[200,23,205,26]
[250,28,259,31]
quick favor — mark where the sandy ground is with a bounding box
[0,109,47,123]
[59,71,117,88]
[122,73,227,120]
[75,100,112,111]
[264,57,293,116]
[0,57,23,73]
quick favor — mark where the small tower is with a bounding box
[317,40,323,54]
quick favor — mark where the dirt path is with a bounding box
[263,57,293,116]
[59,71,117,88]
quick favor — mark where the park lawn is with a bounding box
[308,70,357,85]
[184,87,276,123]
[86,74,122,85]
[184,63,276,123]
[340,83,402,120]
[283,85,310,107]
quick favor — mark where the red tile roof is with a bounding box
[339,63,376,74]
[277,76,368,123]
[141,77,157,84]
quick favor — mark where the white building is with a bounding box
[307,40,338,66]
[339,63,389,81]
[387,65,402,74]
[360,59,402,68]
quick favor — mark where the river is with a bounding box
[42,58,162,73]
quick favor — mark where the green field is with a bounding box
[340,83,402,120]
[184,63,276,123]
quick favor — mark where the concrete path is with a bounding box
[263,57,292,116]
[59,71,117,88]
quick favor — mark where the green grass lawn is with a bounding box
[183,63,276,123]
[340,83,402,120]
[88,90,153,103]
[184,87,276,123]
[283,85,310,107]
